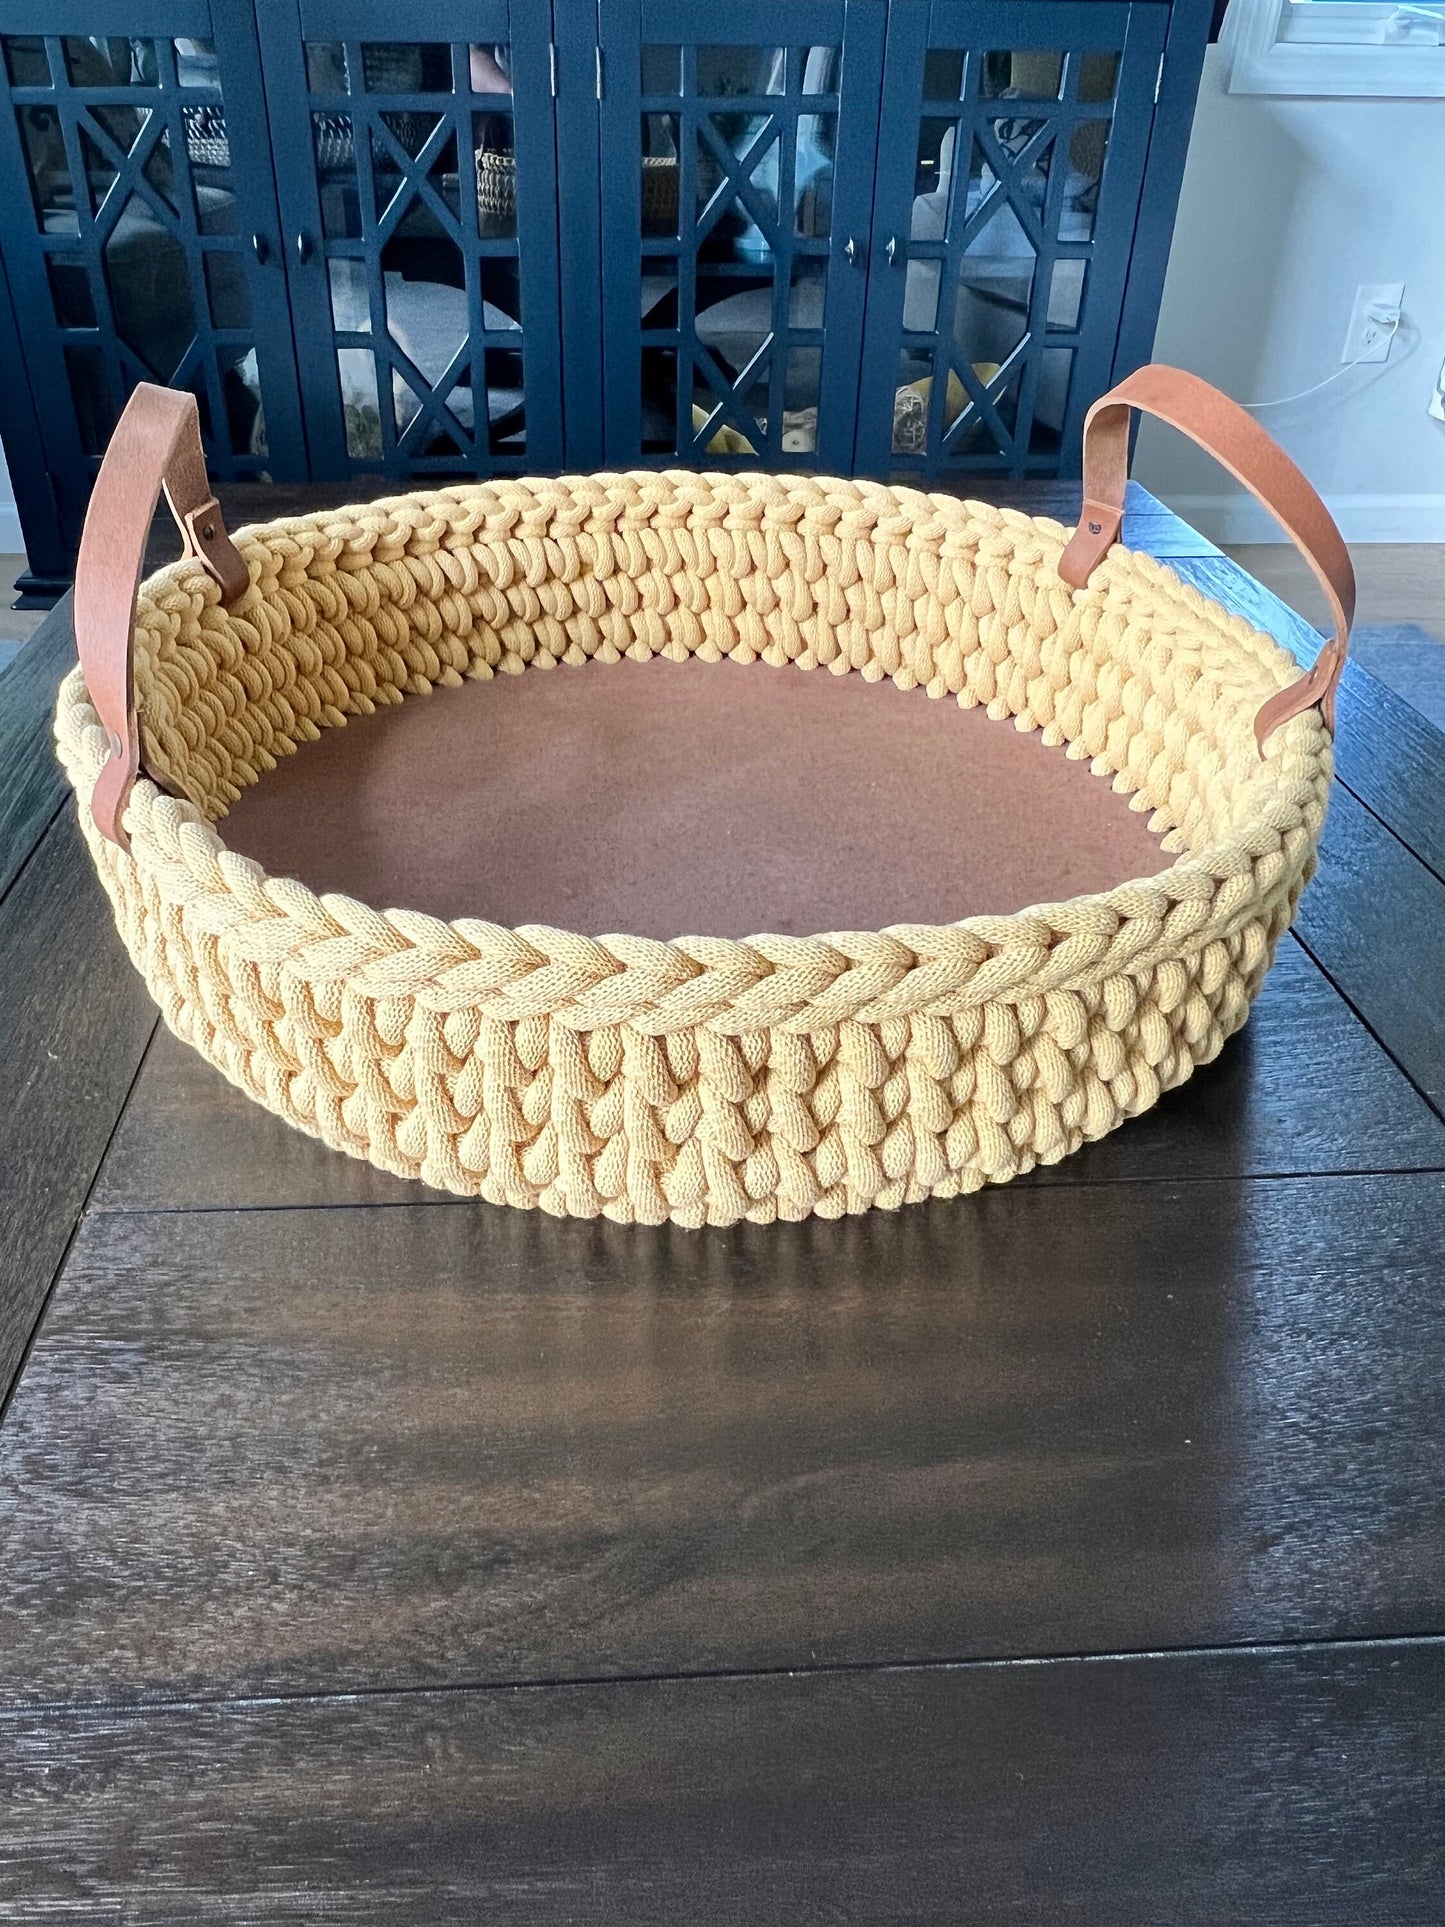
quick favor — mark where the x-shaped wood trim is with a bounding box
[693,113,785,257]
[368,111,469,250]
[959,118,1056,261]
[390,337,478,459]
[940,339,1030,458]
[688,338,770,455]
[75,103,182,243]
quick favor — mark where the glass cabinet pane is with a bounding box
[630,38,843,464]
[293,34,533,472]
[874,14,1156,481]
[0,30,284,475]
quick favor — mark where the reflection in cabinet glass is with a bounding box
[257,0,563,479]
[598,0,885,472]
[0,12,305,530]
[639,43,837,456]
[857,2,1167,479]
[0,0,1209,580]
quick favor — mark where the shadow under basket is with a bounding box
[57,370,1351,1227]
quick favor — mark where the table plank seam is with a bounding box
[0,792,65,915]
[77,1153,1445,1224]
[1293,925,1445,1131]
[5,1626,1445,1729]
[1331,760,1445,895]
[0,999,157,1426]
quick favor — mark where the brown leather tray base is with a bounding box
[219,658,1166,938]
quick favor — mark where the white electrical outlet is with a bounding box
[1342,282,1404,364]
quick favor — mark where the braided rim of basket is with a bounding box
[56,473,1333,1035]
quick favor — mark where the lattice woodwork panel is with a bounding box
[1,30,272,476]
[892,44,1122,476]
[301,36,530,473]
[637,42,841,464]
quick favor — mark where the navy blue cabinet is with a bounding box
[0,0,1208,586]
[255,0,564,481]
[0,1,307,589]
[857,1,1168,480]
[594,0,888,473]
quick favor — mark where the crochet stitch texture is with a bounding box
[56,471,1331,1225]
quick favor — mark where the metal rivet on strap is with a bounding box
[1087,521,1102,535]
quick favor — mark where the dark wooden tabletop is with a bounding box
[1,481,1442,1923]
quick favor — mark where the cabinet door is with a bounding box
[0,3,306,553]
[257,0,563,483]
[855,1,1167,481]
[597,0,886,472]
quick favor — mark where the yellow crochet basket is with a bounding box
[56,367,1352,1228]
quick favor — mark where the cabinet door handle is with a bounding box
[294,231,314,265]
[251,231,270,265]
[885,235,904,268]
[843,237,863,269]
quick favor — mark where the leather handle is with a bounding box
[75,382,248,850]
[1057,364,1355,753]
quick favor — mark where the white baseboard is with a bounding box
[0,499,23,556]
[1159,492,1445,547]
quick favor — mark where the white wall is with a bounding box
[1135,48,1445,544]
[0,439,20,557]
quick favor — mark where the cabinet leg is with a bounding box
[10,571,71,610]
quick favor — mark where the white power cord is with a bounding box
[1244,310,1403,411]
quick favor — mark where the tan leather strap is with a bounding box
[75,382,248,850]
[1057,364,1355,753]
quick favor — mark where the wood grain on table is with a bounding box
[2,1170,1445,1710]
[2,1643,1441,1925]
[0,813,155,1401]
[2,482,1442,1920]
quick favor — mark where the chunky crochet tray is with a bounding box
[56,367,1352,1227]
